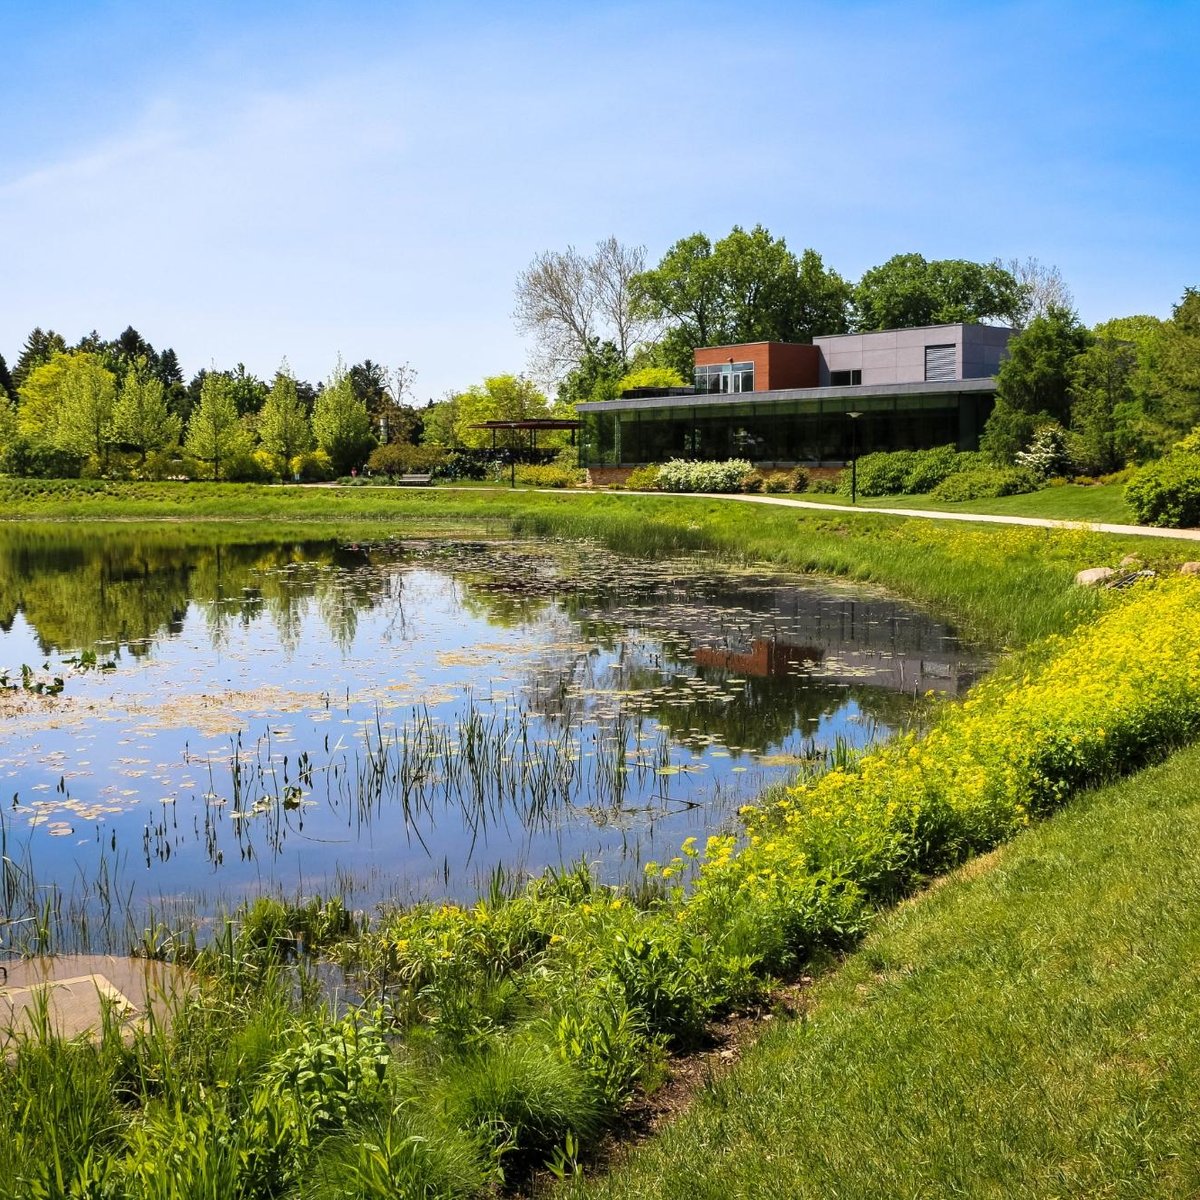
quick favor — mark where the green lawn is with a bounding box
[798,480,1136,523]
[571,739,1200,1199]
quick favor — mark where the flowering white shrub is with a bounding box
[654,458,754,493]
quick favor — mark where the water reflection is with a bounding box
[0,527,985,952]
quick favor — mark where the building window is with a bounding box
[694,361,754,394]
[829,369,862,386]
[924,344,957,382]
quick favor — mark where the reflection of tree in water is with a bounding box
[0,528,400,659]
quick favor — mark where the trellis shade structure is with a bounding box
[468,419,584,451]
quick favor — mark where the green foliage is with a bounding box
[615,365,686,393]
[439,1035,604,1166]
[1067,336,1138,473]
[930,466,1039,501]
[258,366,313,473]
[513,463,583,488]
[836,445,980,497]
[185,372,250,481]
[655,458,754,493]
[853,254,1023,330]
[366,442,447,476]
[313,360,376,475]
[1125,453,1200,527]
[111,357,181,462]
[984,306,1092,461]
[290,448,335,482]
[621,465,660,491]
[451,375,553,450]
[632,226,850,374]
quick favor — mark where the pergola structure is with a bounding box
[468,418,583,452]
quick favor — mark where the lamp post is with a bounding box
[846,411,863,504]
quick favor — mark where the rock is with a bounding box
[1180,562,1200,575]
[1120,555,1142,568]
[1075,567,1117,587]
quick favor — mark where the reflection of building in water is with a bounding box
[688,589,980,696]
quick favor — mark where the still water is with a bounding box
[0,526,983,947]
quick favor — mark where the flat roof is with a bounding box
[577,376,997,414]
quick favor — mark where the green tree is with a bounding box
[557,339,627,405]
[185,371,245,480]
[853,254,1023,331]
[1151,288,1200,441]
[452,375,551,449]
[1067,337,1137,473]
[421,394,461,447]
[258,364,313,473]
[0,353,15,402]
[12,328,67,389]
[312,360,375,474]
[111,357,181,464]
[53,354,118,464]
[981,306,1091,462]
[615,366,686,393]
[632,226,850,375]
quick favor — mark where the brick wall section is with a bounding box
[693,342,820,391]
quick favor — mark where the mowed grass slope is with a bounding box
[571,742,1200,1200]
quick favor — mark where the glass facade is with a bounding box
[580,394,993,468]
[694,361,754,394]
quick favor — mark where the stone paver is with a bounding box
[1,955,187,1046]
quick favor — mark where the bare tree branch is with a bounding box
[1004,257,1075,330]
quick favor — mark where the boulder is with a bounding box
[1180,562,1200,575]
[1119,555,1142,568]
[1075,566,1117,587]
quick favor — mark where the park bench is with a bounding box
[397,473,433,486]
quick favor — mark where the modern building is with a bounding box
[578,323,1012,476]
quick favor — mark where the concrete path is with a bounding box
[610,490,1200,542]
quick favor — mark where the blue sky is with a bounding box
[2,0,1197,400]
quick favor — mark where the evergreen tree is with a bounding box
[0,353,15,402]
[13,328,67,389]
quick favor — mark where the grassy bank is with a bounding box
[572,738,1200,1199]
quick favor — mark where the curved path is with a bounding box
[613,490,1200,542]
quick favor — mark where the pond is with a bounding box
[0,526,985,952]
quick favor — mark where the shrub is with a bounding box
[621,465,660,491]
[654,458,753,494]
[290,449,335,482]
[760,471,791,494]
[930,466,1039,501]
[809,475,839,493]
[1125,454,1200,527]
[1015,424,1073,480]
[366,442,447,477]
[840,449,917,497]
[786,466,810,493]
[514,463,584,488]
[740,470,765,493]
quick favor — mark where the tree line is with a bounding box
[516,226,1199,471]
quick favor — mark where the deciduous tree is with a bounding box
[12,328,67,389]
[853,254,1023,331]
[185,371,245,480]
[515,236,659,380]
[111,357,181,463]
[312,359,375,474]
[452,375,551,450]
[258,363,313,473]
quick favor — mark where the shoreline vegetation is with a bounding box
[5,486,1200,1197]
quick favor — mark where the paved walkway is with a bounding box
[707,493,1200,541]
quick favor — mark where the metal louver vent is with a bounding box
[925,344,956,382]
